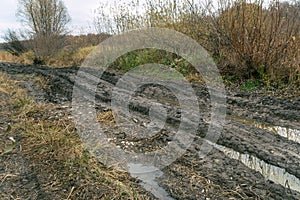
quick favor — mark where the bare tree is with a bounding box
[18,0,70,35]
[10,0,71,63]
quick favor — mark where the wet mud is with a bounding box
[0,63,299,199]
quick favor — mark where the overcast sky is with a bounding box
[0,0,283,42]
[0,0,115,42]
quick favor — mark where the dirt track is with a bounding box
[0,62,299,199]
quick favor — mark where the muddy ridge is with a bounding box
[0,62,299,199]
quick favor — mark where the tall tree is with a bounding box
[18,0,70,37]
[14,0,70,63]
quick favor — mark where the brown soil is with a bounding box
[0,62,299,199]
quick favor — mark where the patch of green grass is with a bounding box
[114,49,191,73]
[239,80,260,92]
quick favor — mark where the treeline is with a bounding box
[1,33,110,65]
[64,34,110,50]
[2,33,110,52]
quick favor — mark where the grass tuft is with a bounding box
[97,111,116,125]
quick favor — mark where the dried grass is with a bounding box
[0,72,149,199]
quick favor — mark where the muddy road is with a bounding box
[0,62,299,199]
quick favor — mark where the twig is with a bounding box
[66,186,75,200]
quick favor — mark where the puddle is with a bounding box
[128,140,300,199]
[128,163,174,200]
[229,115,300,144]
[205,140,300,193]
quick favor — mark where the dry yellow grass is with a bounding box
[97,111,116,124]
[48,46,95,66]
[0,72,150,199]
[0,51,18,63]
[0,51,34,64]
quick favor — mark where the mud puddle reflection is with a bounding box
[128,163,174,200]
[229,115,300,144]
[205,140,300,193]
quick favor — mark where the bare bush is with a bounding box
[204,0,300,84]
[2,29,27,56]
[93,0,299,86]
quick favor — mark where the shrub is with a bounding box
[206,0,300,85]
[2,29,27,56]
[94,0,300,87]
[112,49,192,74]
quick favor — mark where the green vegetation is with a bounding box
[112,49,193,76]
[239,79,260,92]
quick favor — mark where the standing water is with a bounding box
[229,115,300,144]
[205,140,300,193]
[128,163,174,200]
